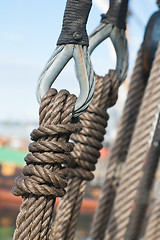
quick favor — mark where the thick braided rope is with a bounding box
[104,43,160,240]
[12,89,81,240]
[143,197,160,240]
[39,91,81,239]
[51,70,119,240]
[124,113,160,240]
[90,45,147,240]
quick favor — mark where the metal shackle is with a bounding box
[36,0,95,117]
[37,44,94,117]
[89,0,129,84]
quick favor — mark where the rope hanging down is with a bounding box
[104,42,160,240]
[89,44,147,240]
[12,89,81,240]
[51,71,119,240]
[124,112,160,240]
[143,196,160,240]
[122,9,160,239]
[13,0,129,239]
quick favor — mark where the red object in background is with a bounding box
[99,147,110,159]
[0,189,98,214]
[0,147,110,216]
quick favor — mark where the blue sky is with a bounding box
[0,0,158,122]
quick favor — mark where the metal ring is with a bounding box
[37,44,95,117]
[89,22,128,84]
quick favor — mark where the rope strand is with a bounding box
[51,70,119,240]
[90,44,147,240]
[143,197,160,240]
[124,113,160,240]
[12,89,81,240]
[104,42,160,240]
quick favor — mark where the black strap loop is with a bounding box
[101,0,128,30]
[57,0,92,46]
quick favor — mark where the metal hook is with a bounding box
[89,22,128,85]
[37,44,95,117]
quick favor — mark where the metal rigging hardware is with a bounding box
[89,0,129,84]
[37,0,94,117]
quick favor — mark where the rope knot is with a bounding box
[12,89,81,197]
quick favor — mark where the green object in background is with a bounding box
[0,226,15,240]
[0,147,27,166]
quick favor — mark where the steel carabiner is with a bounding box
[37,44,94,117]
[89,0,129,84]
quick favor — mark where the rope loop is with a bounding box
[30,123,81,141]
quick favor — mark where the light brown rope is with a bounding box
[51,70,119,240]
[143,197,160,240]
[12,89,81,240]
[90,45,147,240]
[124,113,160,240]
[104,42,160,240]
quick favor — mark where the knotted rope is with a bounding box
[104,42,160,240]
[51,70,119,240]
[12,89,81,240]
[90,45,147,240]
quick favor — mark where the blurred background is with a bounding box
[0,0,159,239]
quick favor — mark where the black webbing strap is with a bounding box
[57,0,92,46]
[101,0,128,30]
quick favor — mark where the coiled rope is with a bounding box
[12,89,81,240]
[89,44,147,240]
[104,42,160,240]
[51,70,119,240]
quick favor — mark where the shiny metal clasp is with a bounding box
[89,22,128,84]
[37,44,95,117]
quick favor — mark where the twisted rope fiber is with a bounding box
[104,42,160,240]
[90,45,147,240]
[124,113,160,240]
[51,70,119,240]
[143,197,160,240]
[12,89,81,240]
